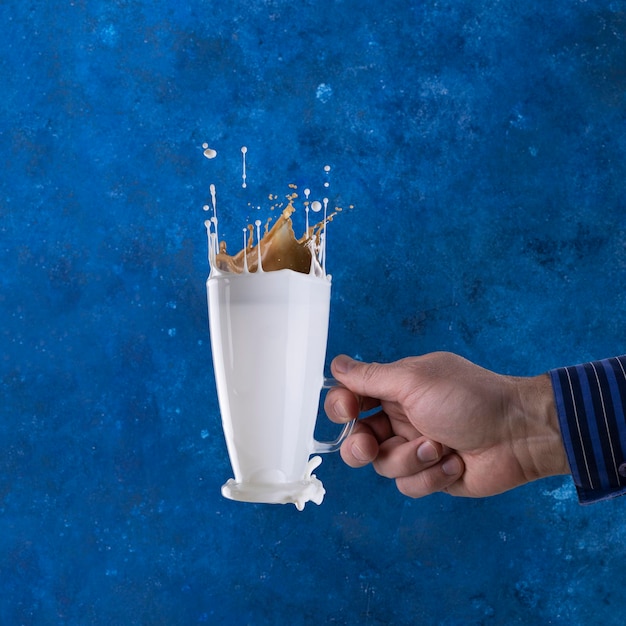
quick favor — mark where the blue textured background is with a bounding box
[2,1,626,624]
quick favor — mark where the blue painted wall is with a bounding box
[2,1,626,624]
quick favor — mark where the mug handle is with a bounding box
[311,377,356,453]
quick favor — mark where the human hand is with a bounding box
[325,352,569,498]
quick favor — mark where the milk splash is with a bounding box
[203,154,338,281]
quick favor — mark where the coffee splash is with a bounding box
[205,192,337,279]
[213,205,315,274]
[203,146,345,278]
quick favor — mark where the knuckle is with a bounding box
[360,361,383,384]
[396,467,457,498]
[372,460,394,479]
[396,477,423,498]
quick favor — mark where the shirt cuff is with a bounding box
[550,355,626,504]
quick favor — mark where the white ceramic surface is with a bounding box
[208,269,352,509]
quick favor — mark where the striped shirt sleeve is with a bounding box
[550,355,626,504]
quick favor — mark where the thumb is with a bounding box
[331,355,407,402]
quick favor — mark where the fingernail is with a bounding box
[417,441,438,463]
[351,442,369,463]
[333,355,355,375]
[442,457,461,476]
[332,398,349,421]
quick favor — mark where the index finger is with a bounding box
[331,355,415,403]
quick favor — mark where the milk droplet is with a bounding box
[207,184,219,263]
[311,200,322,213]
[210,184,217,216]
[202,143,217,159]
[255,219,263,271]
[241,146,248,188]
[242,228,249,273]
[304,189,311,233]
[323,165,331,188]
[322,198,329,274]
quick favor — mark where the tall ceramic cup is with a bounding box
[207,268,354,510]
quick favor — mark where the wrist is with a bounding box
[509,373,570,482]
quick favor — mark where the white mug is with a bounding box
[207,268,354,510]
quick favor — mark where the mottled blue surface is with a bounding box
[2,1,626,624]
